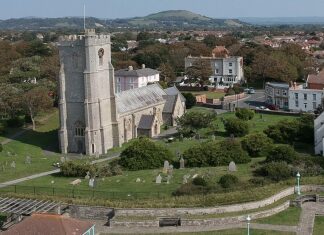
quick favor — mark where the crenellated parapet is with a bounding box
[58,29,111,47]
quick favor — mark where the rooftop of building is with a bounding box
[116,83,166,114]
[115,65,159,77]
[307,70,324,85]
[2,213,93,235]
[266,82,289,89]
[186,55,242,60]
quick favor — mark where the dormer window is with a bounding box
[98,48,104,66]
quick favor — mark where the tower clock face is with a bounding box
[98,48,104,57]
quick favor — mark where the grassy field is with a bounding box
[255,206,301,225]
[0,109,60,183]
[313,216,324,235]
[106,229,294,235]
[190,91,225,99]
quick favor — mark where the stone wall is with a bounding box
[68,205,114,220]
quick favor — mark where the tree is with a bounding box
[0,84,22,118]
[266,145,297,164]
[235,108,254,121]
[159,63,176,83]
[251,52,276,87]
[224,117,249,137]
[264,119,299,144]
[22,86,53,130]
[241,133,273,157]
[203,35,217,48]
[185,60,212,87]
[255,161,292,182]
[119,137,173,171]
[182,93,196,109]
[176,111,216,136]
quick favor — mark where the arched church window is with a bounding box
[74,121,85,137]
[98,48,104,66]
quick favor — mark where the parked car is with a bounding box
[266,104,278,110]
[248,88,255,94]
[244,88,250,93]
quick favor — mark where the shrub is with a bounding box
[60,161,97,177]
[249,177,265,186]
[0,122,6,135]
[182,142,209,167]
[182,93,196,109]
[219,174,239,188]
[6,117,24,128]
[119,137,174,170]
[192,176,207,186]
[266,145,297,164]
[255,161,292,182]
[235,108,255,121]
[224,117,249,137]
[241,133,273,157]
[98,160,123,177]
[172,183,207,196]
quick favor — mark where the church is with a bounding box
[57,29,185,155]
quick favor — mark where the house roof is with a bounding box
[163,95,177,114]
[2,213,93,235]
[138,115,155,130]
[115,68,159,77]
[266,82,289,89]
[164,86,186,103]
[116,84,166,114]
[307,71,324,85]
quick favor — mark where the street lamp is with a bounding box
[296,172,301,195]
[246,215,251,235]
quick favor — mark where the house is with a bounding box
[185,52,244,87]
[307,70,324,90]
[314,111,324,156]
[2,213,95,235]
[288,85,324,112]
[163,86,186,126]
[265,82,290,109]
[115,65,160,93]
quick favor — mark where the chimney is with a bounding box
[142,64,145,69]
[128,66,133,71]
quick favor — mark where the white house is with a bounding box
[314,111,324,156]
[288,87,324,112]
[114,65,160,93]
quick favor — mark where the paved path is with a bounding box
[0,128,29,145]
[297,202,324,235]
[0,155,119,189]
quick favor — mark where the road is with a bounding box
[234,90,265,109]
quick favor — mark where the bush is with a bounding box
[98,160,123,177]
[249,177,265,186]
[6,117,24,128]
[173,183,207,196]
[241,133,273,157]
[119,137,174,171]
[235,108,255,121]
[0,122,6,135]
[182,93,196,109]
[192,176,207,186]
[219,174,239,188]
[266,145,297,164]
[255,161,292,182]
[224,117,249,137]
[60,161,97,177]
[183,139,250,168]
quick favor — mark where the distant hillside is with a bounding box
[239,17,324,25]
[0,10,247,30]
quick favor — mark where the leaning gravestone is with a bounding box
[10,161,16,169]
[85,171,90,180]
[155,174,162,184]
[228,161,237,172]
[180,157,185,169]
[89,178,96,188]
[163,161,169,174]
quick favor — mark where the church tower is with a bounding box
[58,29,119,155]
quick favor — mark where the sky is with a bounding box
[0,0,324,19]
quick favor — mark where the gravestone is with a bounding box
[25,156,31,165]
[10,161,16,169]
[195,133,200,140]
[192,174,198,179]
[180,157,185,169]
[166,175,171,184]
[228,161,237,172]
[85,171,90,180]
[155,174,162,184]
[168,165,174,176]
[70,179,81,185]
[136,178,141,183]
[89,178,96,188]
[182,175,189,184]
[163,161,169,174]
[51,180,55,184]
[211,134,216,140]
[95,151,100,159]
[60,156,66,163]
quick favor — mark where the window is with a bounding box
[98,48,104,66]
[283,90,287,96]
[313,102,317,109]
[75,127,85,137]
[117,77,121,83]
[116,84,121,93]
[295,93,298,99]
[277,89,280,95]
[229,62,233,67]
[215,69,219,74]
[313,94,316,101]
[295,100,299,107]
[229,69,233,74]
[304,94,307,100]
[304,103,307,109]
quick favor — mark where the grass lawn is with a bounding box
[313,216,324,235]
[190,91,225,99]
[106,229,294,235]
[255,206,301,225]
[0,109,60,183]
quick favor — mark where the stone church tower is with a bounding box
[58,29,119,155]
